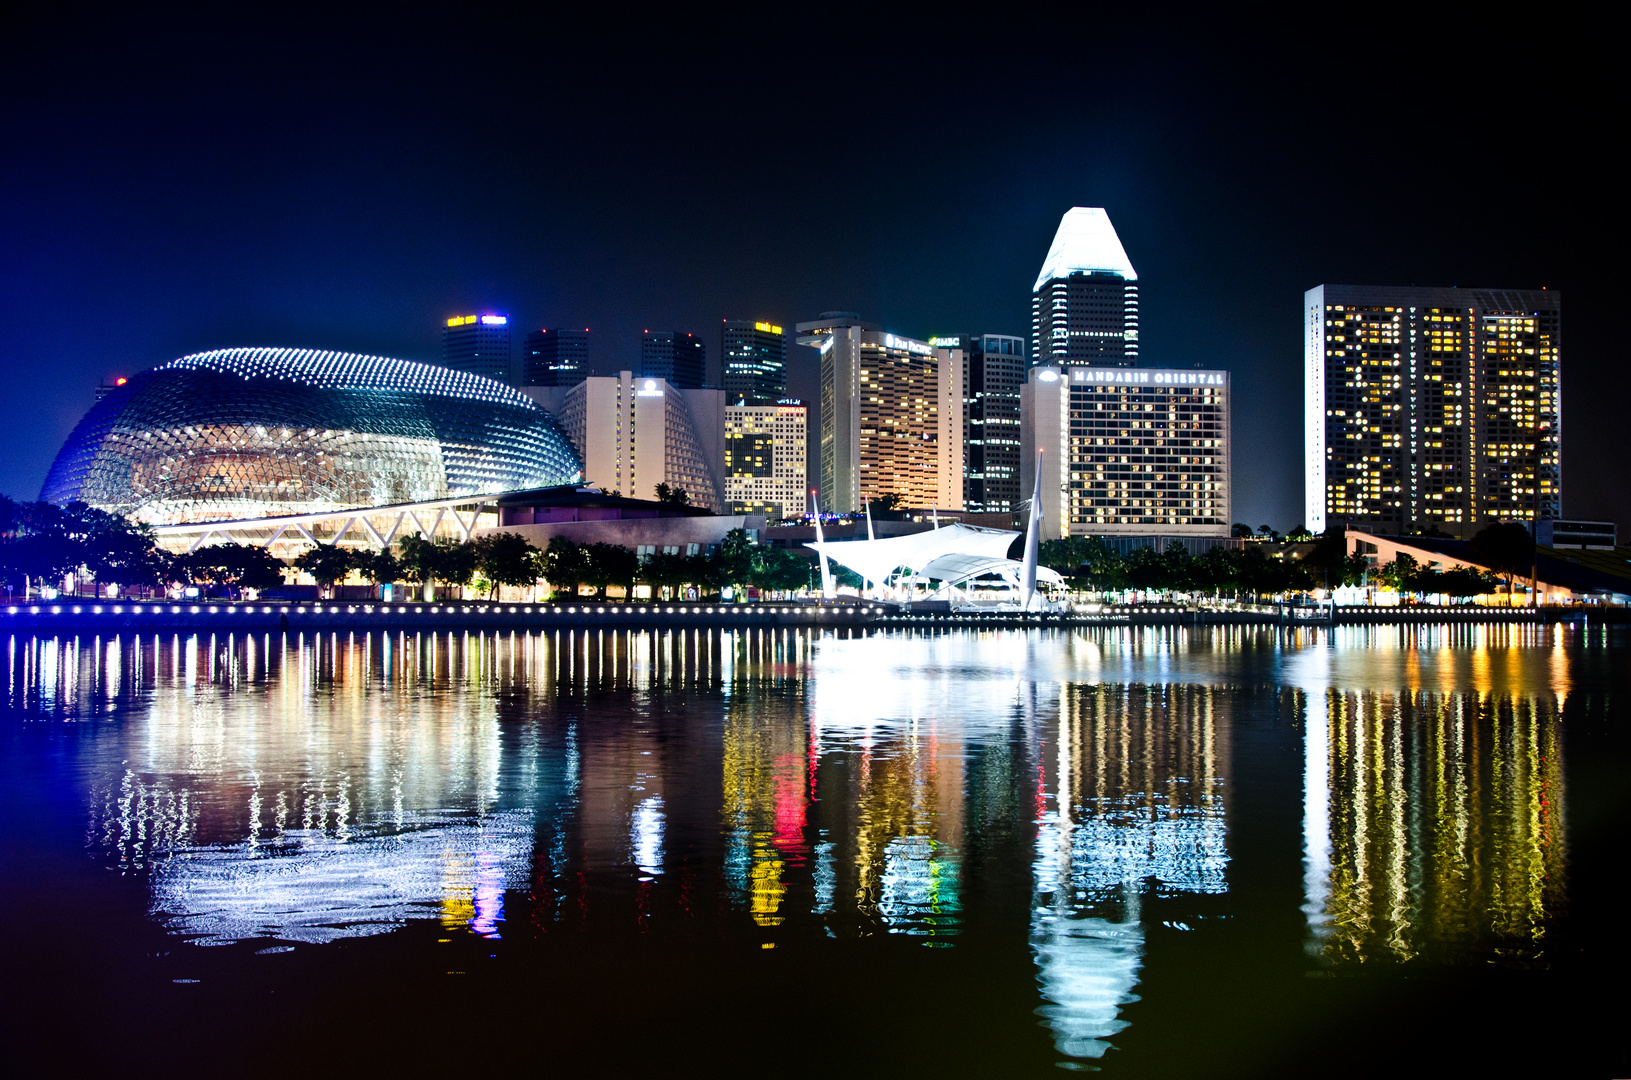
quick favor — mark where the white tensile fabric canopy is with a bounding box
[918,552,1065,592]
[804,522,1051,592]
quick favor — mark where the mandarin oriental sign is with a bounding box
[1068,368,1225,386]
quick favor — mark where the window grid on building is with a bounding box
[1306,286,1560,538]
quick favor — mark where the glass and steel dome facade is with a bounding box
[42,347,583,525]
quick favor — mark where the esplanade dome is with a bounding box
[41,347,583,525]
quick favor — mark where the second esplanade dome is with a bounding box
[41,347,584,525]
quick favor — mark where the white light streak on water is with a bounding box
[631,795,664,877]
[149,810,533,945]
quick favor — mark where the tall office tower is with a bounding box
[721,320,788,404]
[522,328,590,386]
[1022,364,1231,540]
[931,333,1026,513]
[1031,208,1139,368]
[1304,285,1562,538]
[723,400,807,517]
[796,312,962,514]
[443,314,513,382]
[532,372,726,512]
[640,330,707,389]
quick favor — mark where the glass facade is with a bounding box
[721,320,787,404]
[42,347,582,525]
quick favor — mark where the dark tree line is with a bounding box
[1033,530,1502,600]
[288,528,814,600]
[537,530,810,599]
[5,489,1524,607]
[0,497,284,598]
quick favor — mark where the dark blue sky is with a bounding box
[1,9,1617,529]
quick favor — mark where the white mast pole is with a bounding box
[811,489,835,600]
[1021,448,1044,610]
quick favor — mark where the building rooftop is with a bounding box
[494,484,715,517]
[1034,207,1138,290]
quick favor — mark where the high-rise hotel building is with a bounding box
[1032,208,1139,368]
[1022,365,1231,540]
[1304,285,1561,538]
[443,314,513,382]
[526,373,726,512]
[797,312,962,514]
[930,333,1026,514]
[722,320,788,404]
[723,401,807,518]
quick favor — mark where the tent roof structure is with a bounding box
[805,522,1018,588]
[918,553,1065,591]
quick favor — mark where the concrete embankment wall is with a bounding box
[0,601,1606,635]
[0,600,881,633]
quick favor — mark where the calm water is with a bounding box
[1,625,1625,1076]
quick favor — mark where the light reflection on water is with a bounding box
[2,622,1601,1067]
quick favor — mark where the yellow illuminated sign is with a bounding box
[447,315,478,327]
[754,322,783,335]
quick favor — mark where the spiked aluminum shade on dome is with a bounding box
[41,347,583,525]
[1033,207,1139,291]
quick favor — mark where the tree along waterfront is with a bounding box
[3,494,1515,605]
[0,494,811,602]
[1033,532,1501,603]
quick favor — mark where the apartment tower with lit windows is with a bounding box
[1031,208,1139,368]
[1304,285,1561,538]
[723,400,806,518]
[796,312,962,514]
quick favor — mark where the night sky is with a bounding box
[1,10,1617,531]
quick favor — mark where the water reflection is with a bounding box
[1,623,1598,1067]
[1303,687,1565,966]
[1031,682,1230,1061]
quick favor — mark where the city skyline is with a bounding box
[0,11,1615,532]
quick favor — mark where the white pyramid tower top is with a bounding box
[1033,207,1138,291]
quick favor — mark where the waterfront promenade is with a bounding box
[0,599,1609,633]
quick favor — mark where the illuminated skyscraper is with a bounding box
[721,320,787,404]
[522,328,590,386]
[1031,208,1139,368]
[932,333,1026,514]
[533,372,725,511]
[641,330,707,390]
[443,314,513,382]
[724,401,806,518]
[1304,285,1562,537]
[1022,364,1231,539]
[797,312,962,515]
